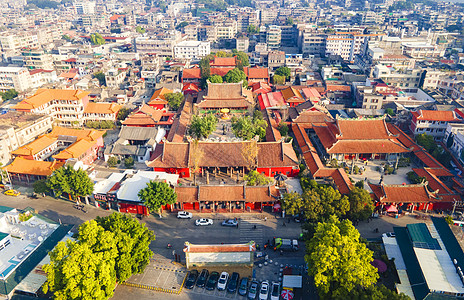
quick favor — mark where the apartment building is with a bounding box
[0,67,31,92]
[174,41,210,59]
[135,31,182,57]
[14,89,90,127]
[141,53,160,89]
[236,37,250,53]
[215,20,238,40]
[373,65,423,89]
[268,50,285,69]
[444,123,464,165]
[0,112,53,165]
[410,110,460,141]
[21,48,54,70]
[105,69,126,88]
[326,32,385,61]
[266,26,282,50]
[198,26,217,43]
[301,31,326,57]
[402,42,445,58]
[0,32,38,54]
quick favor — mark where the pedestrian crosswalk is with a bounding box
[239,219,264,246]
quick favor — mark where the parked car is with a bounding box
[227,272,240,293]
[248,280,259,299]
[184,270,199,289]
[382,232,396,238]
[205,271,220,290]
[4,189,20,197]
[196,269,209,287]
[177,211,192,219]
[217,272,229,290]
[259,280,270,300]
[195,218,213,226]
[222,219,238,227]
[238,277,249,296]
[270,282,280,300]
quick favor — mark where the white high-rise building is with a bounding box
[74,1,96,15]
[0,67,31,92]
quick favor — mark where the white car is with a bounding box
[259,280,270,300]
[177,211,192,219]
[217,272,229,290]
[195,218,213,226]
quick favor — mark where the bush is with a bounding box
[107,156,118,168]
[124,157,135,168]
[407,171,426,184]
[329,159,339,168]
[278,122,289,136]
[445,215,454,225]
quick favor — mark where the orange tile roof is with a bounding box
[369,183,437,203]
[211,67,234,77]
[210,56,236,67]
[53,139,96,160]
[84,102,121,114]
[184,242,254,253]
[182,83,199,92]
[122,104,163,126]
[49,126,105,142]
[413,110,459,122]
[246,67,269,79]
[412,168,453,194]
[149,87,173,102]
[14,89,89,111]
[301,87,322,100]
[12,135,57,157]
[326,85,351,92]
[3,157,64,176]
[281,86,303,102]
[182,68,201,79]
[336,118,392,140]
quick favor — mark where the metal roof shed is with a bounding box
[282,275,302,289]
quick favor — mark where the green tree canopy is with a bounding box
[286,17,294,25]
[107,156,118,168]
[47,165,94,202]
[207,74,223,83]
[231,111,267,141]
[95,213,155,281]
[244,170,272,186]
[0,89,18,101]
[138,181,177,215]
[199,54,214,79]
[33,178,49,195]
[306,215,379,299]
[43,214,154,299]
[416,133,436,152]
[283,179,349,222]
[90,33,106,45]
[223,68,247,87]
[275,66,291,79]
[234,51,250,69]
[93,71,106,86]
[117,107,130,120]
[272,74,285,85]
[189,114,218,139]
[247,24,259,34]
[278,122,289,136]
[347,187,374,221]
[43,221,118,300]
[176,21,189,30]
[135,26,146,34]
[349,284,410,300]
[165,92,184,110]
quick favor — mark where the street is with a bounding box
[0,192,437,300]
